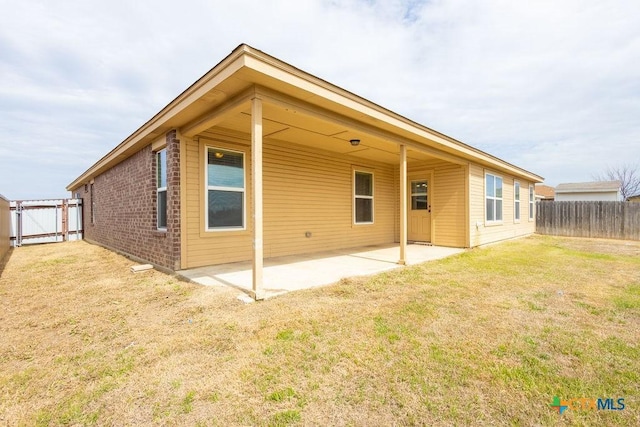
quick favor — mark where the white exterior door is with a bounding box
[408,178,431,242]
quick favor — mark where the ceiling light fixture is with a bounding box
[349,139,361,146]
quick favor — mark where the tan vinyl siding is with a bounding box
[0,195,10,261]
[407,160,466,247]
[431,163,466,247]
[468,163,535,246]
[184,136,253,267]
[184,136,535,266]
[184,134,395,268]
[263,143,395,257]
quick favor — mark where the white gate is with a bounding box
[10,199,83,246]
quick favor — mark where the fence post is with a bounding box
[62,199,68,242]
[16,201,22,247]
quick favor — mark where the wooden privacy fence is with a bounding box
[536,201,640,240]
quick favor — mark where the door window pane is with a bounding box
[411,181,427,194]
[411,180,428,210]
[412,195,428,210]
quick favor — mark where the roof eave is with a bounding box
[68,43,544,190]
[67,44,252,191]
[555,189,620,194]
[240,46,543,182]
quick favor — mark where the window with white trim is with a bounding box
[354,171,373,224]
[90,183,95,225]
[485,173,503,222]
[514,181,521,222]
[156,149,167,229]
[206,147,245,230]
[529,185,535,220]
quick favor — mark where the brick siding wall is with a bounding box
[79,131,181,269]
[166,130,181,268]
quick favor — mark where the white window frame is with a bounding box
[514,181,521,223]
[529,184,535,221]
[485,172,503,224]
[90,182,95,225]
[156,149,167,230]
[205,146,246,231]
[353,169,374,225]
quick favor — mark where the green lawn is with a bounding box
[0,235,638,426]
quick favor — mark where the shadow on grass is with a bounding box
[0,247,14,278]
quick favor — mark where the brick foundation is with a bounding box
[79,130,181,269]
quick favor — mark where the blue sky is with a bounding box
[1,0,639,199]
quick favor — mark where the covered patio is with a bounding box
[66,44,541,303]
[176,243,464,299]
[183,83,470,300]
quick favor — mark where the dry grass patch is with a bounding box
[0,236,639,426]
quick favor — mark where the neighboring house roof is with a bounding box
[67,43,543,191]
[535,184,555,199]
[555,180,621,193]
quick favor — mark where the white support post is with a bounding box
[399,144,407,265]
[251,97,265,300]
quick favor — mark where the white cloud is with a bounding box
[0,0,639,198]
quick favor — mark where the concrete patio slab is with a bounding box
[176,244,465,299]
